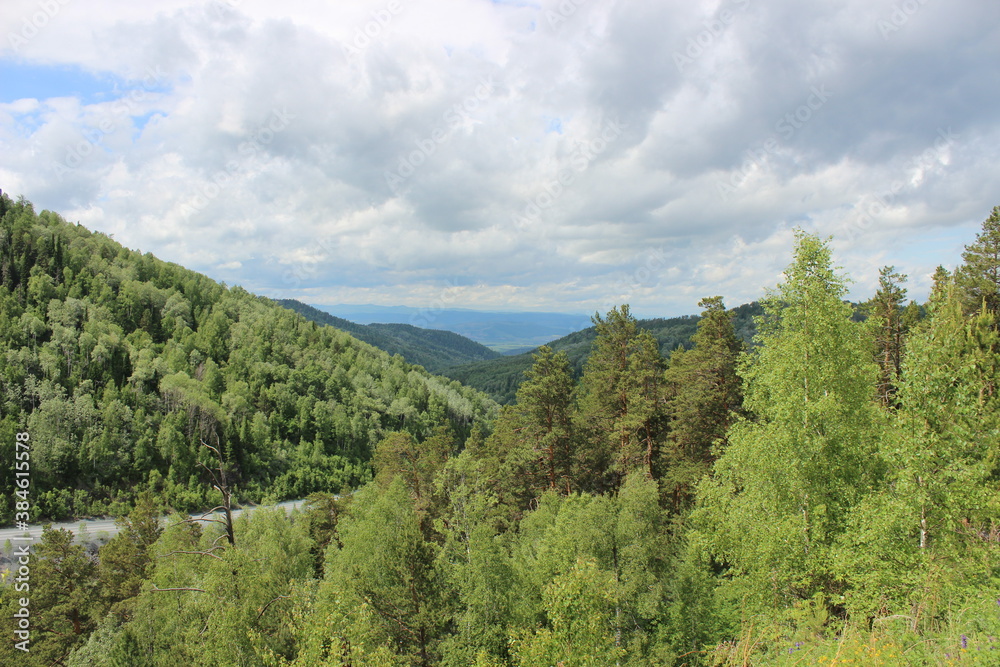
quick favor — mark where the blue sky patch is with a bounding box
[0,61,116,104]
[0,60,171,105]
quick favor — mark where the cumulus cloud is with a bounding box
[1,0,998,317]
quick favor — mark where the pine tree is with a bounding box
[513,346,576,494]
[897,283,999,552]
[30,528,100,664]
[867,266,908,407]
[957,205,1000,317]
[575,305,666,491]
[662,296,743,511]
[373,426,456,533]
[323,479,448,666]
[98,491,164,619]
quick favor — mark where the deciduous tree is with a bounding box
[696,232,885,608]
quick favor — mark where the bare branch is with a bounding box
[200,440,223,460]
[211,533,232,548]
[255,595,292,623]
[196,505,231,516]
[152,586,209,594]
[180,516,229,526]
[158,549,225,561]
[363,595,420,641]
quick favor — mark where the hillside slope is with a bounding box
[276,299,502,372]
[444,302,763,403]
[0,193,497,522]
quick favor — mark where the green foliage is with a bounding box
[6,192,1000,667]
[321,479,449,665]
[697,232,887,609]
[29,527,101,664]
[865,266,909,407]
[435,465,519,665]
[956,204,1000,317]
[511,558,626,667]
[664,531,736,661]
[0,192,497,522]
[276,299,502,373]
[514,346,577,494]
[444,303,763,404]
[300,492,349,577]
[575,305,667,489]
[98,490,164,619]
[837,280,1000,621]
[121,505,313,666]
[465,345,580,512]
[373,426,457,532]
[511,473,672,663]
[709,587,1000,666]
[662,296,744,511]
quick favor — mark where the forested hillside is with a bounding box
[276,299,502,373]
[1,197,999,666]
[0,193,496,523]
[444,302,763,404]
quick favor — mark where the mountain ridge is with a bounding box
[316,303,594,350]
[442,302,764,403]
[275,299,503,373]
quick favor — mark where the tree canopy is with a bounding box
[3,195,1000,666]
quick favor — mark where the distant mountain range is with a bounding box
[280,299,765,404]
[275,300,503,373]
[317,304,594,353]
[442,302,764,403]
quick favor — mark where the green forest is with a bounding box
[2,193,999,666]
[274,300,503,375]
[441,303,764,405]
[0,192,496,523]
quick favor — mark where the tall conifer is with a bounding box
[575,305,666,491]
[662,296,743,511]
[957,205,1000,317]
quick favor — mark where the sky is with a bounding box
[1,0,998,318]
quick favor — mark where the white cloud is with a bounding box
[1,0,999,318]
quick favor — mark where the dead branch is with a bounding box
[255,595,292,623]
